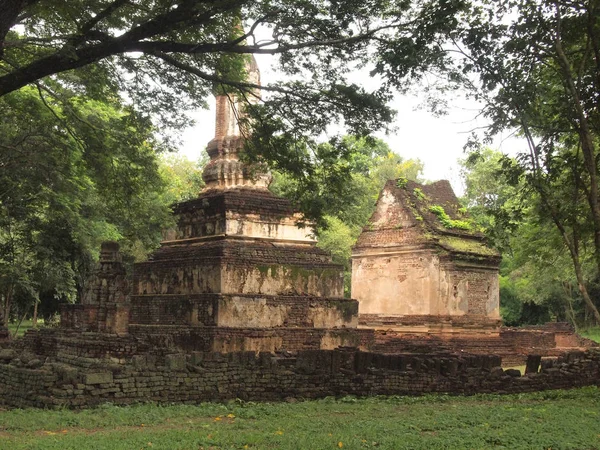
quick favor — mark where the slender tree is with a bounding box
[448,0,600,323]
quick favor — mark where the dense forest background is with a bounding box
[1,0,599,332]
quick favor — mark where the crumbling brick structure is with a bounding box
[61,241,130,334]
[3,58,597,411]
[352,179,501,334]
[61,55,358,353]
[1,340,599,409]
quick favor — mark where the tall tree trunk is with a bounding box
[32,299,38,327]
[555,5,600,278]
[3,284,13,326]
[561,281,578,331]
[545,198,600,324]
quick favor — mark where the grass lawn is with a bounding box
[0,387,599,450]
[580,327,600,344]
[6,319,39,338]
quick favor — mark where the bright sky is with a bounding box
[178,53,524,196]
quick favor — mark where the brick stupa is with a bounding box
[125,57,359,352]
[352,179,501,334]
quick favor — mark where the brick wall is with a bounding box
[0,347,598,409]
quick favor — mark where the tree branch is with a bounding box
[69,0,131,48]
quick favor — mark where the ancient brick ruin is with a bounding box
[0,59,598,409]
[61,241,130,334]
[1,341,599,409]
[352,179,501,334]
[62,55,358,354]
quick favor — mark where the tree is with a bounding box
[0,82,174,326]
[159,152,206,203]
[461,148,599,328]
[460,148,525,253]
[0,1,470,216]
[446,0,600,323]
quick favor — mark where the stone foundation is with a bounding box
[370,323,598,366]
[1,342,598,409]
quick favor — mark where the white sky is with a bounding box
[178,52,524,196]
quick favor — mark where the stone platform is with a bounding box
[3,331,600,409]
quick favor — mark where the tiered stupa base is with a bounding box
[127,188,360,353]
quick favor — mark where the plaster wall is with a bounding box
[351,248,439,315]
[220,263,343,297]
[134,262,343,298]
[134,264,222,295]
[224,213,314,242]
[352,249,500,319]
[216,296,290,327]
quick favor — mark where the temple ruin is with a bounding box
[61,55,359,353]
[352,179,501,334]
[0,58,597,410]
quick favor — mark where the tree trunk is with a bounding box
[561,282,578,331]
[549,204,600,324]
[3,284,13,326]
[32,299,38,327]
[12,309,27,338]
[554,5,600,279]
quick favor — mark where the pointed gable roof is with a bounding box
[355,179,500,260]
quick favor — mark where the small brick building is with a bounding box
[352,179,501,334]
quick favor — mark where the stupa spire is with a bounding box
[201,55,271,191]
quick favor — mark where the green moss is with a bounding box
[396,177,408,188]
[438,235,498,256]
[405,200,425,224]
[256,265,280,278]
[333,300,358,322]
[286,266,339,284]
[257,265,270,276]
[412,188,430,202]
[289,266,311,280]
[429,205,472,230]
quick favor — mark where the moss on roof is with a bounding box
[437,235,499,256]
[388,179,499,258]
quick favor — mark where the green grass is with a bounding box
[6,319,39,337]
[1,387,599,449]
[580,327,600,343]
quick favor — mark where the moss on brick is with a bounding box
[438,235,498,256]
[333,300,358,322]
